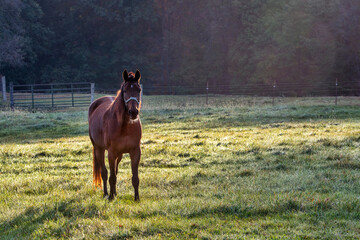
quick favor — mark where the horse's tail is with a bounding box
[93,147,102,188]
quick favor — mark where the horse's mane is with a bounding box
[127,72,139,83]
[128,72,135,78]
[116,90,121,98]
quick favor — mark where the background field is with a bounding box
[1,96,360,239]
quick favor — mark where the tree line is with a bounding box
[1,0,359,95]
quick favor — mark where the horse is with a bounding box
[88,69,142,201]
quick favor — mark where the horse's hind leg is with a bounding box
[116,154,123,175]
[130,147,141,201]
[94,147,108,197]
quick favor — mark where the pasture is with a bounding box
[1,96,360,239]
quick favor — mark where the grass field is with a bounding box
[1,96,360,239]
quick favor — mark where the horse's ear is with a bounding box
[122,70,128,82]
[135,69,141,82]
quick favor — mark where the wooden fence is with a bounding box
[10,82,95,109]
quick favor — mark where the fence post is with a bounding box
[90,83,95,103]
[10,82,14,110]
[31,85,34,109]
[335,78,338,106]
[206,81,209,105]
[71,84,74,107]
[51,84,54,108]
[272,80,276,105]
[1,75,6,101]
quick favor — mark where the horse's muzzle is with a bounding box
[129,109,139,119]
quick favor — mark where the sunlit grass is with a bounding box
[1,96,360,239]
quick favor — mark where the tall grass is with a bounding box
[1,96,360,239]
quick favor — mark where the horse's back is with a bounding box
[88,96,114,119]
[88,96,114,147]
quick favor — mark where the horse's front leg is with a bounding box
[108,150,118,200]
[130,147,141,201]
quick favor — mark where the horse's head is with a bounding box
[121,69,142,120]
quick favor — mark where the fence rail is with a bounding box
[139,81,359,96]
[10,82,95,109]
[6,79,359,109]
[100,79,358,106]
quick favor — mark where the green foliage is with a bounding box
[1,1,360,95]
[251,0,338,94]
[1,96,360,238]
[0,0,49,82]
[0,0,25,68]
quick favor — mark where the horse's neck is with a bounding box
[109,94,128,126]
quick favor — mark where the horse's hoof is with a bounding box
[103,194,109,199]
[109,194,115,201]
[135,197,140,202]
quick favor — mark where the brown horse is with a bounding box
[88,69,142,201]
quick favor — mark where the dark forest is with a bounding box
[1,0,360,95]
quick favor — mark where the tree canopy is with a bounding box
[1,0,359,95]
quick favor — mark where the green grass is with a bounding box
[1,96,360,239]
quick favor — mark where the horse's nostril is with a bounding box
[129,110,138,116]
